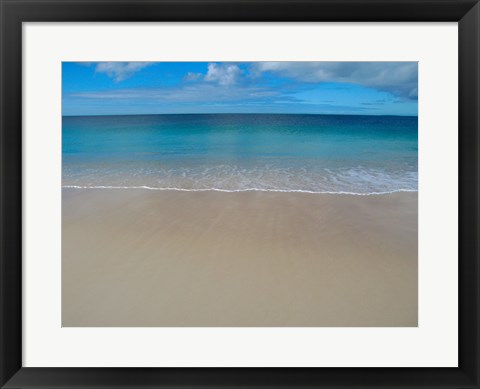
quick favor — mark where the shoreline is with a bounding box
[62,188,418,327]
[62,185,418,196]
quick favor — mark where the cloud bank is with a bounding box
[251,62,418,100]
[72,83,287,104]
[90,61,418,100]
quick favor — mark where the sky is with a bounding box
[62,62,418,116]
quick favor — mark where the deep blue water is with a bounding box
[62,114,418,194]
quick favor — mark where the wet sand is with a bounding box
[62,189,417,327]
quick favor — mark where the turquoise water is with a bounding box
[62,114,418,194]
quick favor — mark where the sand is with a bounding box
[62,189,417,327]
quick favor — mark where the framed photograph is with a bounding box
[1,0,479,388]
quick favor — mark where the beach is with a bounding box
[62,188,418,327]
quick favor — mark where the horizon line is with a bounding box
[62,112,418,118]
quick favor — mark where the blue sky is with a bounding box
[62,62,418,116]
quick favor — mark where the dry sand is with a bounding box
[62,189,417,327]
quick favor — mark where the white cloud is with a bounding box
[184,72,202,81]
[71,83,291,104]
[251,62,418,99]
[204,63,242,86]
[95,62,151,82]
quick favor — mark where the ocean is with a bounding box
[62,114,418,195]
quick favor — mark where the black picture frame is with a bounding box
[1,1,479,388]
